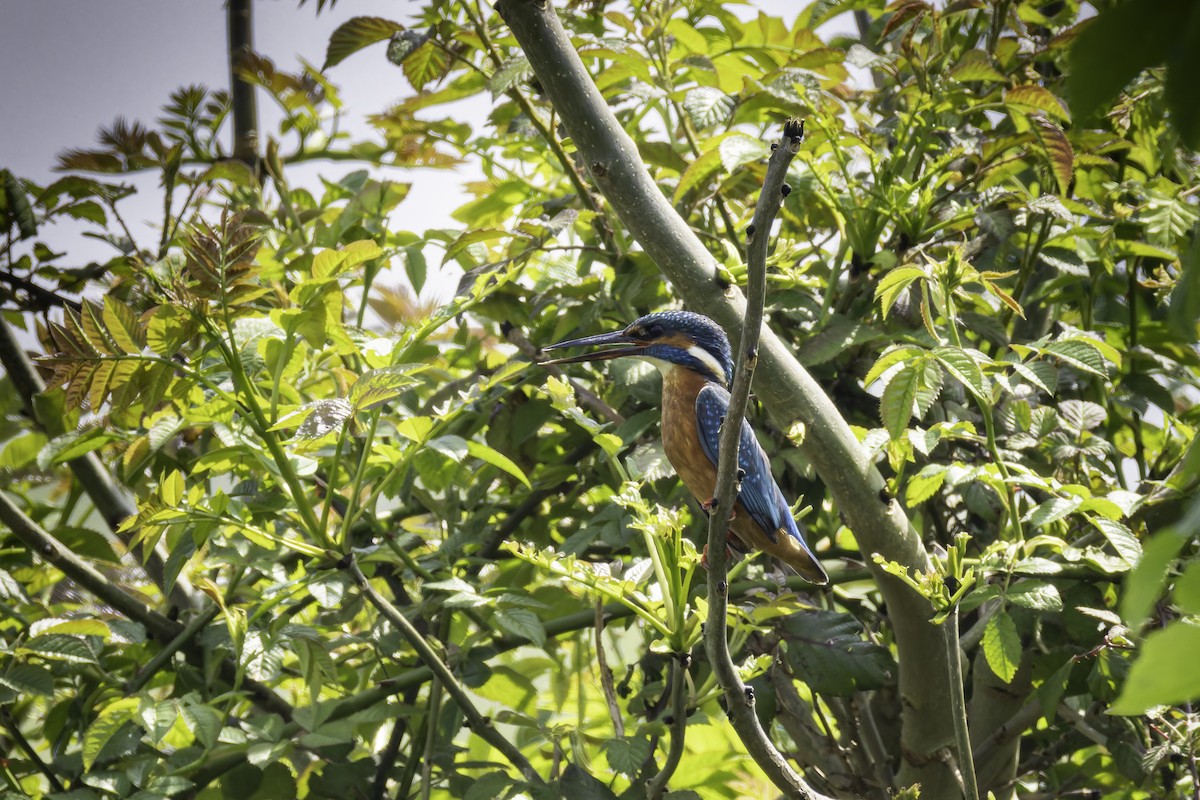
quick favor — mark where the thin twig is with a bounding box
[594,600,625,738]
[348,557,542,784]
[944,607,980,800]
[702,120,829,800]
[645,655,689,799]
[0,708,65,793]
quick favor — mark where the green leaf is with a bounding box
[1091,517,1142,568]
[982,610,1021,683]
[83,697,138,770]
[682,87,733,129]
[1023,495,1083,528]
[1175,560,1200,616]
[1006,581,1062,611]
[875,266,927,317]
[102,298,145,353]
[1043,339,1107,377]
[1030,115,1074,195]
[881,361,920,440]
[402,40,450,92]
[488,55,532,97]
[22,634,100,664]
[2,169,37,239]
[948,49,1004,83]
[1004,84,1070,123]
[673,147,723,204]
[0,663,54,699]
[494,607,545,647]
[604,736,653,777]
[465,440,532,488]
[1111,622,1200,714]
[718,134,770,173]
[324,16,405,70]
[181,698,222,748]
[348,365,426,410]
[932,346,990,403]
[864,345,923,388]
[780,610,895,695]
[147,304,197,356]
[294,399,353,440]
[906,464,947,507]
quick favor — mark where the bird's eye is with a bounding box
[646,323,665,338]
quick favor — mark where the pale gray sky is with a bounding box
[2,1,832,306]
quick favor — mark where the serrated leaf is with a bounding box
[932,346,989,403]
[875,266,927,317]
[147,304,197,356]
[604,736,654,777]
[1038,246,1089,276]
[948,49,1005,82]
[0,663,54,698]
[780,610,896,695]
[348,365,426,410]
[1023,495,1083,527]
[1005,84,1070,122]
[402,40,450,92]
[489,55,532,97]
[864,345,923,388]
[881,361,920,440]
[1059,399,1106,432]
[180,699,221,748]
[1044,339,1107,377]
[102,298,145,353]
[1091,517,1142,568]
[682,87,733,129]
[717,134,769,173]
[494,607,545,647]
[2,169,37,239]
[906,464,947,506]
[324,16,405,70]
[1006,581,1063,611]
[83,697,139,770]
[982,610,1021,683]
[295,399,353,440]
[1031,115,1074,195]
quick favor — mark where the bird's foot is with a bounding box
[700,497,736,519]
[700,541,738,570]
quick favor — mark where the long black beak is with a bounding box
[539,330,647,365]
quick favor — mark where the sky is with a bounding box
[1,0,826,306]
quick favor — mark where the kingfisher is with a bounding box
[541,310,828,584]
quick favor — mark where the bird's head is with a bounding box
[541,310,733,385]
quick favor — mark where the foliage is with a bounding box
[1,0,1199,798]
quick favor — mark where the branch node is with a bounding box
[590,161,607,177]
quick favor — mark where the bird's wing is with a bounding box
[694,384,790,541]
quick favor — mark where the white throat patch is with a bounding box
[687,345,726,384]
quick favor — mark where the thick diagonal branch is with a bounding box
[495,1,956,793]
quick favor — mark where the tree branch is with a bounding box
[0,490,294,721]
[494,2,956,792]
[699,120,828,800]
[348,557,542,784]
[227,0,259,166]
[0,316,199,612]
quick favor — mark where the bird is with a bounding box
[541,310,828,584]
